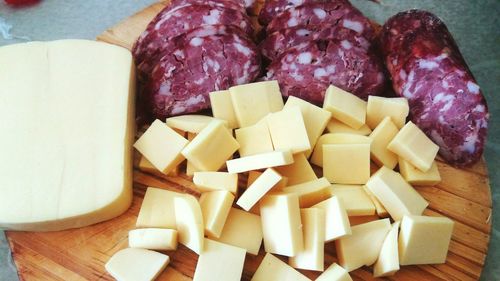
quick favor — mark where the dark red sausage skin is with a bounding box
[380,10,489,167]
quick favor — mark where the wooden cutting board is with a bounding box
[6,1,492,280]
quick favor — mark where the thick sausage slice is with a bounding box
[380,10,489,166]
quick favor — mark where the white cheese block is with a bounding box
[251,253,311,281]
[0,40,135,231]
[237,168,282,211]
[193,239,246,281]
[289,208,325,271]
[373,221,400,277]
[312,196,351,242]
[105,248,169,281]
[136,187,182,229]
[174,195,204,254]
[316,263,353,281]
[199,190,235,238]
[128,228,178,251]
[226,150,294,173]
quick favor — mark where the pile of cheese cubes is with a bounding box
[106,81,454,281]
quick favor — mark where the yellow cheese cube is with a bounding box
[367,96,409,129]
[326,118,372,136]
[230,81,284,127]
[226,150,294,174]
[289,208,325,271]
[373,221,400,277]
[136,187,181,229]
[235,118,274,157]
[267,106,311,154]
[369,116,399,169]
[260,193,304,257]
[128,228,178,251]
[252,253,311,281]
[213,207,263,255]
[138,156,179,176]
[348,215,380,226]
[323,85,367,129]
[193,239,246,281]
[185,132,200,176]
[282,177,331,207]
[311,133,371,167]
[387,121,439,172]
[328,185,375,216]
[284,96,331,156]
[399,158,441,186]
[363,186,389,218]
[105,248,169,281]
[313,196,351,242]
[275,153,317,186]
[366,166,428,221]
[335,219,391,272]
[199,190,235,238]
[134,119,188,174]
[193,172,238,194]
[209,90,238,128]
[237,168,282,211]
[166,114,228,133]
[182,120,239,171]
[316,263,353,281]
[247,170,288,190]
[399,215,454,265]
[323,143,371,184]
[174,194,204,254]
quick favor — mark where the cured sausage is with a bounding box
[260,24,372,61]
[145,25,261,119]
[258,0,333,25]
[132,4,254,79]
[264,39,386,104]
[380,10,489,166]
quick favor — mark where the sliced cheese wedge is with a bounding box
[373,221,400,277]
[174,195,204,254]
[105,248,169,281]
[128,228,178,251]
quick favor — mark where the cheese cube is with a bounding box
[282,177,331,207]
[213,208,263,255]
[311,133,371,167]
[323,143,370,184]
[363,186,389,218]
[138,156,179,177]
[247,170,288,190]
[166,115,228,133]
[251,253,310,281]
[348,215,380,226]
[328,185,375,216]
[316,263,353,281]
[136,187,181,229]
[275,153,317,186]
[367,96,409,129]
[193,172,238,194]
[335,219,391,272]
[373,221,400,277]
[210,90,238,128]
[237,168,282,211]
[105,248,169,281]
[326,118,372,136]
[134,119,188,174]
[182,120,239,171]
[284,96,331,156]
[174,195,204,254]
[387,121,439,172]
[399,215,454,265]
[199,190,235,238]
[323,85,367,129]
[260,193,303,257]
[267,107,311,154]
[235,119,274,157]
[186,132,200,176]
[289,208,325,271]
[128,228,178,251]
[230,81,284,127]
[366,166,428,221]
[193,239,246,281]
[399,158,441,186]
[226,150,294,173]
[369,116,399,169]
[313,196,351,242]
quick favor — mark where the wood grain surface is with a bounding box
[7,1,492,280]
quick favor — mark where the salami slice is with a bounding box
[264,40,386,104]
[145,25,261,118]
[168,0,245,14]
[132,4,254,78]
[260,24,372,61]
[265,1,376,41]
[258,0,334,25]
[380,10,489,166]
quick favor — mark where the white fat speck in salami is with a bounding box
[343,19,363,33]
[467,81,480,94]
[297,52,312,64]
[313,8,326,19]
[190,37,204,46]
[341,40,352,49]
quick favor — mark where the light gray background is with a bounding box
[0,0,498,280]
